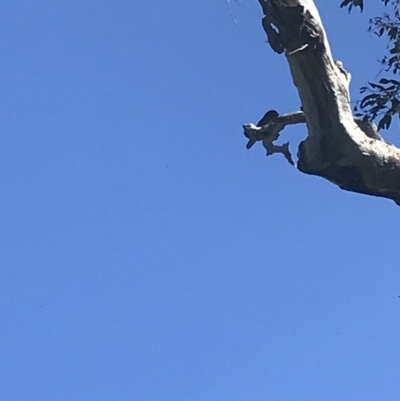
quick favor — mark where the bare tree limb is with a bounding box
[245,0,400,205]
[243,110,305,165]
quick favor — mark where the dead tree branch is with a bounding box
[245,0,400,205]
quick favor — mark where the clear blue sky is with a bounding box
[1,1,400,400]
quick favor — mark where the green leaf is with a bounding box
[368,82,386,90]
[340,0,364,12]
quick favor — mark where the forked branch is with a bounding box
[245,0,400,205]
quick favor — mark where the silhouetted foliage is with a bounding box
[341,0,400,130]
[340,0,390,12]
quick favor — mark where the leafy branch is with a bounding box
[341,0,400,130]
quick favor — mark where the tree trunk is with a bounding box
[244,0,400,205]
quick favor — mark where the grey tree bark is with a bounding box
[244,0,400,205]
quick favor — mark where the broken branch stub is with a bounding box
[245,0,400,205]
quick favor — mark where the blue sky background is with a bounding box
[1,1,400,400]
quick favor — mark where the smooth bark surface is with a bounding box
[244,0,400,205]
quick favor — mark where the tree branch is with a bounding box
[245,0,400,205]
[243,111,305,165]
